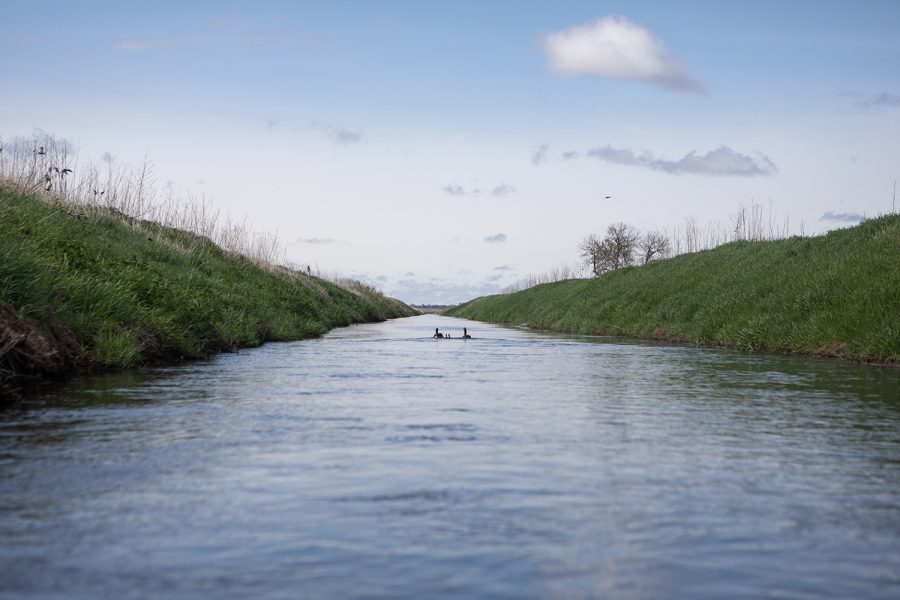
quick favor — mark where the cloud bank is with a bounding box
[585,145,776,177]
[542,16,705,93]
[484,233,507,243]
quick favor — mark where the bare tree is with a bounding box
[579,233,603,276]
[892,179,897,214]
[581,223,639,276]
[683,215,699,253]
[638,230,670,264]
[600,222,639,271]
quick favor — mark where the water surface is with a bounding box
[2,314,899,598]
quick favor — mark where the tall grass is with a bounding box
[0,140,416,398]
[448,215,900,362]
[0,131,392,302]
[503,262,585,293]
[504,201,800,294]
[664,201,795,255]
[0,131,286,268]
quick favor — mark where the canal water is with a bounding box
[1,314,899,598]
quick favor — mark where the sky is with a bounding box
[3,0,899,304]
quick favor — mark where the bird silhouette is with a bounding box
[35,146,46,156]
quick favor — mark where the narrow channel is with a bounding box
[2,314,898,598]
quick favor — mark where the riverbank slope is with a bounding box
[1,188,417,399]
[447,215,900,363]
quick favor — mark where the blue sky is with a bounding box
[3,1,899,303]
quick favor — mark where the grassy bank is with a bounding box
[0,188,416,398]
[447,215,900,363]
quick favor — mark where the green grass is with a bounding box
[0,188,417,393]
[447,215,900,362]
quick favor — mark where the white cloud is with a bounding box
[673,147,775,176]
[291,237,337,245]
[532,143,551,166]
[243,29,323,48]
[865,92,900,108]
[484,233,507,243]
[115,16,233,52]
[820,211,865,223]
[585,145,776,177]
[305,121,364,145]
[443,183,516,196]
[331,127,363,145]
[115,38,176,51]
[542,16,705,93]
[491,184,516,197]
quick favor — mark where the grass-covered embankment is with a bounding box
[0,188,417,398]
[447,215,900,362]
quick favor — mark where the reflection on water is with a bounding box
[2,314,899,599]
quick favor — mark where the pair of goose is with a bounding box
[433,328,471,339]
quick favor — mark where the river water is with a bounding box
[1,314,899,599]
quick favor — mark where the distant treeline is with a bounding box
[411,305,454,314]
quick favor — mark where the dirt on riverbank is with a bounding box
[1,301,83,401]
